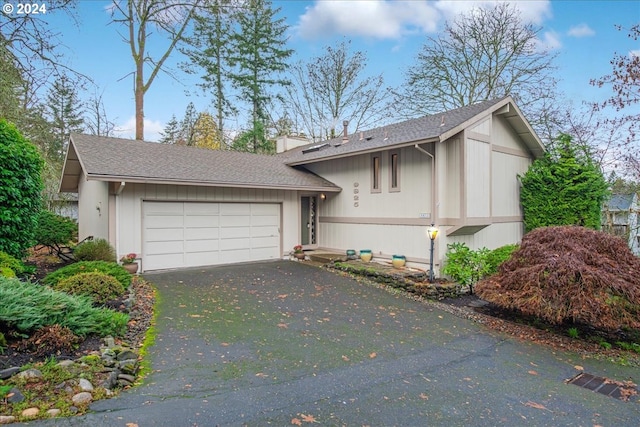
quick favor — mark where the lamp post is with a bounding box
[427,224,438,283]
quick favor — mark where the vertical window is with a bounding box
[390,151,400,192]
[372,155,381,193]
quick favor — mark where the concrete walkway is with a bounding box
[26,261,639,426]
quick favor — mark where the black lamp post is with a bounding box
[427,224,438,283]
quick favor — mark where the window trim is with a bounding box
[389,150,400,192]
[371,154,381,193]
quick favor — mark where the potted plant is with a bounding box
[359,249,372,262]
[392,255,406,269]
[120,253,139,274]
[293,244,305,260]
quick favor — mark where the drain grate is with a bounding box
[567,372,637,401]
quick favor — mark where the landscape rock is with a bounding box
[71,392,92,405]
[18,368,42,380]
[57,360,75,367]
[118,359,139,375]
[21,407,39,418]
[0,367,20,380]
[78,378,94,391]
[46,409,61,417]
[6,387,24,403]
[118,373,136,383]
[116,350,138,361]
[0,416,16,424]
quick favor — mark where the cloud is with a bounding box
[532,30,562,52]
[567,23,595,38]
[434,0,552,25]
[114,116,165,142]
[631,50,640,58]
[294,1,440,40]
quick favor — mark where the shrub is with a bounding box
[441,243,491,293]
[54,272,125,305]
[33,210,77,248]
[0,276,128,337]
[0,250,28,276]
[476,226,640,331]
[0,267,16,278]
[42,261,132,289]
[485,244,519,275]
[74,238,116,262]
[0,119,44,258]
[519,133,608,232]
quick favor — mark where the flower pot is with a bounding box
[294,252,305,260]
[123,262,138,274]
[392,255,406,269]
[360,250,372,262]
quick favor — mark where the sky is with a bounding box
[17,0,640,142]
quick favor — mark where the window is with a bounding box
[371,154,381,193]
[389,150,400,192]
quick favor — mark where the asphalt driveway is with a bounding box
[27,260,640,426]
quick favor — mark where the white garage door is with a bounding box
[143,202,280,271]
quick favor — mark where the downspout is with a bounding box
[115,182,125,260]
[414,144,437,224]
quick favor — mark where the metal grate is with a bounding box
[567,372,635,400]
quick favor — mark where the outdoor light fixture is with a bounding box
[427,224,438,283]
[320,193,326,200]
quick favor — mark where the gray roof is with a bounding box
[60,134,341,193]
[281,96,544,165]
[605,193,638,211]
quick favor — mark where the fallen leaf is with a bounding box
[369,352,377,359]
[523,401,549,411]
[574,365,584,371]
[126,424,139,427]
[419,393,429,400]
[300,413,318,423]
[291,418,302,426]
[342,355,350,361]
[278,294,289,299]
[278,323,288,329]
[528,370,538,376]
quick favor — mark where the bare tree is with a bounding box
[109,0,202,140]
[285,41,388,141]
[85,90,117,137]
[395,3,559,139]
[591,24,640,179]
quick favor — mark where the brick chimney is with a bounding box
[342,120,349,143]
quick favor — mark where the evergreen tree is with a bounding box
[519,134,609,232]
[180,102,198,146]
[182,0,237,144]
[45,74,84,161]
[0,119,44,258]
[228,0,292,152]
[159,114,181,144]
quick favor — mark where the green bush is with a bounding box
[73,238,116,262]
[33,210,77,248]
[485,244,519,275]
[0,119,44,258]
[42,261,132,289]
[0,267,16,278]
[54,272,125,305]
[0,251,27,276]
[441,243,491,292]
[0,276,128,337]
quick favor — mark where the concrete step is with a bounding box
[307,252,346,264]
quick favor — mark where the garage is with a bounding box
[143,201,281,271]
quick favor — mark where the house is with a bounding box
[602,193,640,255]
[59,96,544,272]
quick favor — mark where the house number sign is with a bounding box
[353,182,359,207]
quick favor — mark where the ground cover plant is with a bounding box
[475,226,640,332]
[0,277,128,337]
[42,260,132,289]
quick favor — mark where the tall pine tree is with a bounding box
[228,0,292,153]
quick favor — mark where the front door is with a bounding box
[300,195,318,247]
